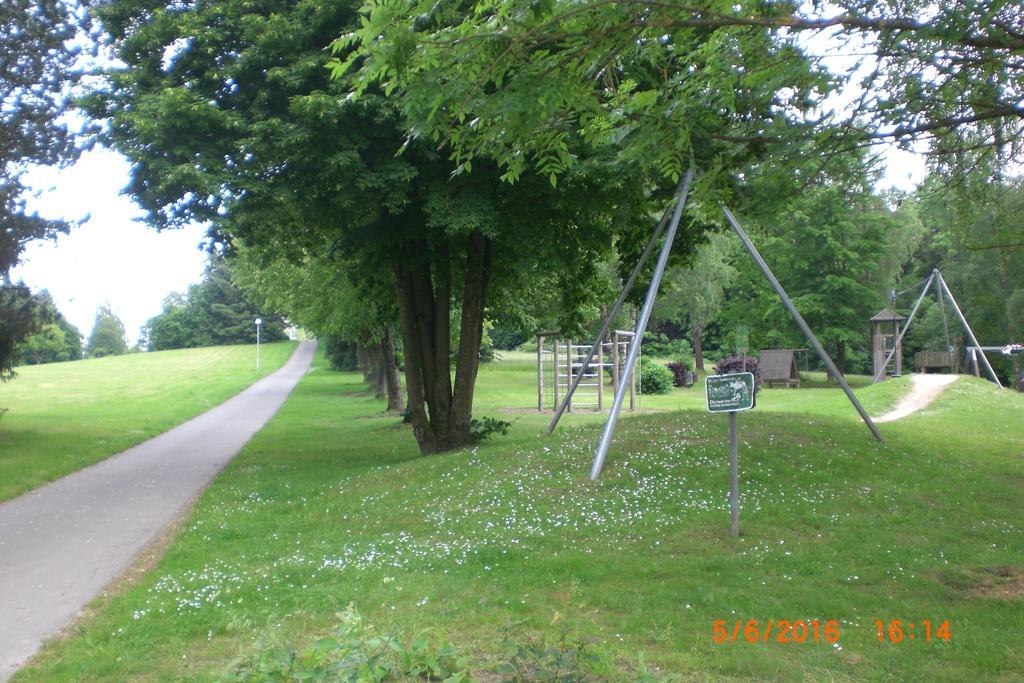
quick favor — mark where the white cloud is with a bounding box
[10,148,208,345]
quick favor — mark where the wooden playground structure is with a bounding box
[535,330,637,413]
[915,350,959,374]
[873,270,1005,387]
[759,349,803,388]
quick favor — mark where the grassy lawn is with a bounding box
[0,342,297,502]
[14,349,1024,680]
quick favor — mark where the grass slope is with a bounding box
[15,351,1024,681]
[0,342,296,502]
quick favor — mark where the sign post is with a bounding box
[706,372,755,537]
[728,412,739,537]
[735,324,749,369]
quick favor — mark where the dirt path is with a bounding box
[0,342,316,680]
[874,373,958,423]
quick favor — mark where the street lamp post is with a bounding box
[255,318,262,372]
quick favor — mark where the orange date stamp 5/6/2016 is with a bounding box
[712,620,841,644]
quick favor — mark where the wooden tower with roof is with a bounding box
[871,308,906,381]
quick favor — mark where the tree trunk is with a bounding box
[383,325,405,413]
[362,337,386,399]
[373,351,387,399]
[392,231,492,455]
[836,341,847,376]
[692,323,704,371]
[394,257,434,451]
[356,342,369,380]
[451,230,492,443]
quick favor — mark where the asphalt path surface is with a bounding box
[0,341,316,679]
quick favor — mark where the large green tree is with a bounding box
[18,324,68,365]
[340,0,834,210]
[1,0,86,376]
[341,1,1024,188]
[15,290,83,364]
[721,181,920,374]
[145,262,287,351]
[86,305,128,358]
[89,0,651,453]
[655,233,738,370]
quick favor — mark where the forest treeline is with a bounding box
[481,174,1023,385]
[651,175,1023,383]
[13,263,287,365]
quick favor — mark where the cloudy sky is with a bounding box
[11,148,209,345]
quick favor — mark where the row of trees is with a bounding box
[14,301,130,363]
[10,261,287,366]
[641,173,1024,383]
[230,247,406,412]
[5,0,1021,448]
[9,298,129,365]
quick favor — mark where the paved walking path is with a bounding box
[874,373,958,423]
[0,341,316,680]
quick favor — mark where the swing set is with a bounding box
[550,168,1021,485]
[874,270,1006,387]
[547,169,884,482]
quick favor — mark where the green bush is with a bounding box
[641,333,693,361]
[640,360,674,395]
[498,630,613,681]
[490,325,528,350]
[517,337,538,353]
[323,336,358,371]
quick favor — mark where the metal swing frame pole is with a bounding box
[589,169,694,479]
[935,270,1003,388]
[548,168,694,435]
[872,272,935,384]
[722,205,884,443]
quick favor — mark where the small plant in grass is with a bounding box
[227,604,470,682]
[498,629,611,682]
[640,359,673,395]
[496,629,671,682]
[714,356,761,393]
[470,416,511,442]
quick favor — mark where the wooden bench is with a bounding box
[914,350,958,373]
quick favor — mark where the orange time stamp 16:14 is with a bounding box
[874,620,951,642]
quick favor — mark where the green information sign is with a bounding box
[705,372,755,413]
